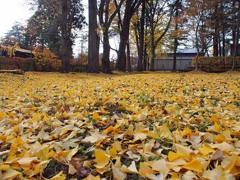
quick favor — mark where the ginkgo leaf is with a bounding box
[211,149,224,161]
[49,171,66,180]
[33,160,49,177]
[181,127,192,137]
[95,149,110,169]
[107,147,117,157]
[17,157,39,167]
[211,142,237,152]
[167,159,187,170]
[183,158,203,172]
[92,112,101,120]
[82,130,107,143]
[182,171,199,180]
[198,143,215,156]
[0,112,7,120]
[174,143,194,157]
[2,169,21,179]
[112,166,127,180]
[96,164,111,174]
[202,165,224,179]
[35,146,50,161]
[125,124,134,135]
[0,71,239,179]
[83,174,101,180]
[143,140,154,152]
[112,141,122,152]
[168,151,182,161]
[68,164,77,175]
[214,134,226,143]
[139,162,156,176]
[66,146,79,161]
[121,161,138,174]
[0,165,10,171]
[221,154,238,172]
[210,115,220,122]
[37,129,52,140]
[102,126,114,134]
[133,132,147,142]
[158,124,173,139]
[152,159,170,174]
[126,151,141,160]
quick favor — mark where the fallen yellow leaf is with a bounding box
[49,171,66,180]
[152,159,170,173]
[121,161,138,174]
[183,158,203,172]
[95,149,110,169]
[168,151,182,161]
[139,162,156,176]
[84,174,101,180]
[198,143,215,156]
[112,166,127,180]
[17,157,39,167]
[0,164,10,171]
[2,169,21,179]
[92,112,101,120]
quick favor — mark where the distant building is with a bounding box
[0,45,33,58]
[154,48,204,71]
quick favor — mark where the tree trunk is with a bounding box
[213,4,219,57]
[232,1,240,70]
[126,40,131,72]
[143,22,148,71]
[173,0,179,72]
[222,29,225,57]
[149,25,155,71]
[88,0,100,73]
[61,0,72,73]
[218,35,222,57]
[101,29,111,73]
[116,0,132,72]
[221,3,226,57]
[195,22,200,71]
[117,33,127,71]
[137,0,145,71]
[173,38,178,72]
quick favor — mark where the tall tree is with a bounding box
[99,0,124,73]
[60,0,72,73]
[172,0,181,72]
[185,0,213,70]
[116,0,142,71]
[61,0,85,73]
[88,0,100,73]
[232,0,240,70]
[28,0,85,72]
[28,0,61,54]
[146,0,175,71]
[133,0,146,71]
[1,22,27,48]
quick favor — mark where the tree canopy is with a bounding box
[1,0,240,72]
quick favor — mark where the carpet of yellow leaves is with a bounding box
[0,72,240,180]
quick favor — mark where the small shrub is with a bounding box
[192,56,240,72]
[22,59,38,71]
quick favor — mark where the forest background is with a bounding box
[0,0,240,73]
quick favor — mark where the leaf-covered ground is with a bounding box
[0,72,240,180]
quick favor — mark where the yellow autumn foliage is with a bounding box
[0,72,239,179]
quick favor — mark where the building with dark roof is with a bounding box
[154,48,204,71]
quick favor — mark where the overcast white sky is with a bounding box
[0,0,33,38]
